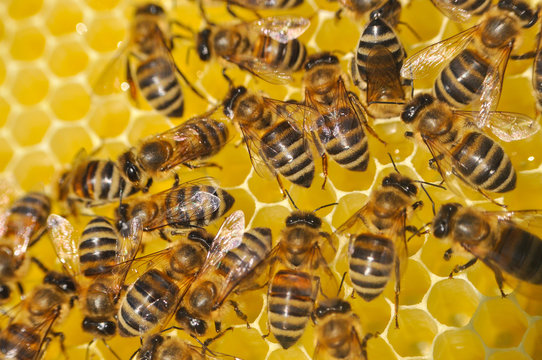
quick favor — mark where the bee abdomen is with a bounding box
[117,269,180,337]
[137,57,184,118]
[219,227,272,276]
[434,49,489,108]
[452,132,516,193]
[452,0,491,15]
[190,119,229,159]
[495,226,542,284]
[8,192,51,245]
[268,270,315,349]
[0,323,41,360]
[79,217,119,277]
[350,234,394,301]
[262,121,314,188]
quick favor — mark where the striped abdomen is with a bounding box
[353,17,405,89]
[6,192,51,246]
[268,270,315,349]
[261,121,315,188]
[117,269,180,337]
[441,0,491,17]
[434,49,489,108]
[175,118,229,162]
[451,132,516,193]
[317,108,369,171]
[349,234,394,301]
[72,160,139,203]
[234,0,303,9]
[533,48,542,111]
[491,225,542,284]
[0,323,42,360]
[136,56,184,118]
[163,185,235,228]
[79,217,119,277]
[252,36,307,73]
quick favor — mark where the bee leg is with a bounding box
[350,289,356,299]
[334,8,343,21]
[16,282,24,298]
[171,58,208,102]
[173,172,180,187]
[229,300,250,328]
[449,257,478,278]
[215,321,222,333]
[143,178,153,193]
[411,200,423,211]
[102,339,121,360]
[31,257,50,274]
[85,338,95,360]
[428,154,444,170]
[443,248,453,261]
[37,336,52,359]
[69,295,78,308]
[203,326,233,348]
[51,331,67,358]
[276,176,287,199]
[483,260,507,297]
[394,259,401,328]
[182,162,223,170]
[159,229,172,242]
[321,153,328,190]
[125,54,140,107]
[478,188,507,208]
[510,51,537,60]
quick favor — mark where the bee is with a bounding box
[351,0,411,119]
[337,0,386,19]
[401,0,539,125]
[175,224,272,337]
[533,21,542,114]
[223,86,315,194]
[115,180,235,236]
[196,16,309,84]
[117,211,243,337]
[432,203,542,297]
[303,53,384,186]
[0,192,51,302]
[267,210,336,349]
[94,3,204,118]
[47,214,142,354]
[313,298,373,360]
[401,93,539,202]
[429,0,491,23]
[336,172,422,326]
[58,149,140,210]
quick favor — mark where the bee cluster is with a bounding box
[1,0,542,359]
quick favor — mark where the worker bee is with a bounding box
[196,16,309,84]
[401,0,539,125]
[337,0,386,19]
[351,0,411,119]
[94,3,204,117]
[175,224,272,337]
[58,149,139,211]
[117,211,243,337]
[115,179,235,236]
[430,0,491,22]
[303,53,384,187]
[0,192,51,302]
[117,116,230,192]
[432,203,542,297]
[336,172,422,326]
[313,298,373,360]
[533,21,542,114]
[223,86,315,194]
[401,93,538,202]
[266,210,336,349]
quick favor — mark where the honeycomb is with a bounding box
[1,0,542,359]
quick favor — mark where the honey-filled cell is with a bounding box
[433,329,485,360]
[11,108,51,147]
[48,41,89,78]
[49,126,94,164]
[12,66,49,106]
[13,150,55,191]
[384,259,431,306]
[85,15,126,53]
[10,26,46,61]
[523,319,542,360]
[488,350,531,360]
[7,0,43,19]
[387,308,438,357]
[427,278,480,327]
[88,98,131,138]
[50,82,91,121]
[46,0,83,36]
[0,137,13,173]
[0,97,10,127]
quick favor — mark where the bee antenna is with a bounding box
[406,222,431,242]
[337,271,347,297]
[222,69,234,90]
[387,153,400,174]
[284,189,299,210]
[414,180,446,190]
[419,183,436,216]
[313,202,338,213]
[367,100,406,106]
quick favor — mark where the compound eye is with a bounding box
[124,162,140,183]
[0,284,10,300]
[190,318,207,336]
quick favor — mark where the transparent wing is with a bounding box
[263,97,318,135]
[400,26,478,79]
[484,209,542,229]
[225,54,293,84]
[335,204,373,238]
[238,124,279,180]
[248,16,310,43]
[366,45,405,105]
[47,214,79,278]
[429,0,474,23]
[91,42,130,96]
[0,180,14,239]
[117,216,143,264]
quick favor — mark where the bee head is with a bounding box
[136,3,165,16]
[286,211,322,229]
[197,28,212,61]
[82,317,116,337]
[223,86,247,119]
[498,0,538,28]
[139,334,164,360]
[314,298,351,320]
[401,93,435,123]
[382,173,418,197]
[432,203,461,238]
[175,306,207,336]
[304,53,339,71]
[118,150,143,186]
[0,284,10,301]
[44,271,77,294]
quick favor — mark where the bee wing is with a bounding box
[225,54,293,84]
[335,204,374,238]
[0,180,14,238]
[366,45,405,105]
[263,97,318,136]
[400,25,478,80]
[429,0,474,23]
[117,216,143,264]
[248,16,310,43]
[47,214,80,278]
[483,209,542,229]
[390,208,410,279]
[238,123,279,180]
[91,42,130,96]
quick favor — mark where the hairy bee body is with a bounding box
[533,30,542,113]
[78,217,119,278]
[137,334,206,360]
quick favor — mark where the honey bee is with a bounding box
[94,3,204,117]
[303,53,384,186]
[432,203,542,297]
[401,0,539,125]
[430,0,491,22]
[0,192,51,302]
[533,22,542,114]
[115,179,235,236]
[313,298,373,360]
[58,149,140,210]
[401,93,539,202]
[117,116,230,192]
[117,211,244,337]
[223,86,315,193]
[336,172,422,326]
[337,0,386,19]
[196,16,309,84]
[266,210,336,349]
[175,225,272,337]
[351,0,411,119]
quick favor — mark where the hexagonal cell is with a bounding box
[515,292,542,317]
[128,114,171,145]
[50,83,91,121]
[0,19,4,41]
[488,350,530,360]
[12,67,49,106]
[10,26,46,61]
[48,40,88,77]
[287,178,337,215]
[523,319,542,360]
[204,141,253,188]
[85,15,127,53]
[7,0,42,19]
[420,236,471,277]
[247,172,284,204]
[46,0,83,36]
[0,96,10,127]
[433,329,485,360]
[473,297,528,349]
[387,308,438,357]
[0,58,5,85]
[251,205,291,244]
[427,278,480,327]
[11,108,51,147]
[225,188,256,225]
[331,192,368,229]
[384,259,431,306]
[503,172,542,211]
[0,137,14,172]
[13,150,55,191]
[49,126,93,164]
[213,327,269,360]
[85,0,121,10]
[366,335,397,360]
[350,294,391,334]
[88,98,131,138]
[314,18,359,54]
